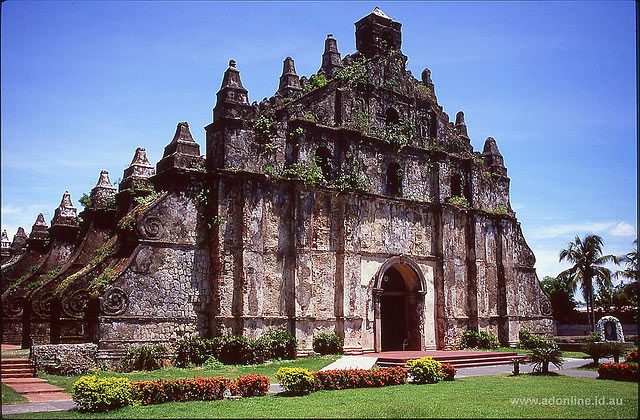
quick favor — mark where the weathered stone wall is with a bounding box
[97,188,210,358]
[32,343,98,375]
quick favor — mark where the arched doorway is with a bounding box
[373,257,427,352]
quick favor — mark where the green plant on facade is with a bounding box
[344,107,371,134]
[449,195,470,209]
[417,83,433,99]
[253,115,278,153]
[377,119,416,150]
[427,138,442,152]
[25,267,61,291]
[263,165,280,179]
[207,216,224,229]
[489,205,509,215]
[289,126,305,141]
[89,267,112,296]
[335,59,368,88]
[303,74,328,94]
[303,111,317,122]
[79,193,92,209]
[333,152,367,192]
[105,197,117,210]
[134,191,162,207]
[282,160,326,188]
[195,188,210,207]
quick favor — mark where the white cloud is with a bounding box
[610,222,636,237]
[531,221,636,239]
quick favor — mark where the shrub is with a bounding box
[313,367,407,390]
[582,341,611,365]
[519,329,552,349]
[313,332,343,355]
[439,363,456,381]
[203,355,224,369]
[215,334,260,365]
[118,343,168,372]
[604,342,629,364]
[275,367,316,395]
[625,347,639,363]
[131,377,234,405]
[234,374,270,397]
[597,362,638,382]
[256,328,297,360]
[406,357,445,384]
[529,342,564,374]
[460,329,498,349]
[175,335,208,367]
[73,375,134,413]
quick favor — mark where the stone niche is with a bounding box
[597,315,625,343]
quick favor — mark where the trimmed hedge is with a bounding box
[235,374,270,397]
[72,375,134,413]
[597,363,638,382]
[132,377,233,405]
[625,347,639,363]
[313,367,407,390]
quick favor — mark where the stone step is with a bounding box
[1,358,32,365]
[1,363,33,369]
[26,391,73,403]
[1,367,35,374]
[1,372,35,379]
[1,377,47,384]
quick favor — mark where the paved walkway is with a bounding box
[320,355,378,371]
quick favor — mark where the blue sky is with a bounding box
[1,1,637,299]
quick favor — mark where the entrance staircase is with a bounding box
[1,358,36,379]
[370,350,528,369]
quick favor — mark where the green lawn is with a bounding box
[1,383,28,405]
[6,374,637,419]
[39,355,340,394]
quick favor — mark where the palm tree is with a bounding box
[616,239,638,281]
[558,234,618,331]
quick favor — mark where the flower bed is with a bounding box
[597,363,638,382]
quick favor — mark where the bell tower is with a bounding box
[355,7,402,58]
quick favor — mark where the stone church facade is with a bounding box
[2,8,552,361]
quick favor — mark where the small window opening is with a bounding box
[385,108,400,126]
[387,162,403,196]
[315,147,333,181]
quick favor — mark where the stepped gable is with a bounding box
[155,121,204,176]
[90,170,117,209]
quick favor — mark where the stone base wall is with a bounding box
[32,343,98,375]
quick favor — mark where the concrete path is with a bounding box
[456,357,604,379]
[1,400,76,416]
[320,355,378,371]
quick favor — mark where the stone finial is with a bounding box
[355,7,402,58]
[455,111,469,139]
[29,213,49,242]
[156,121,203,176]
[372,6,393,20]
[1,229,9,249]
[482,137,507,175]
[278,57,302,98]
[214,59,251,121]
[51,191,79,227]
[10,227,28,252]
[320,34,343,78]
[90,170,117,209]
[120,147,156,192]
